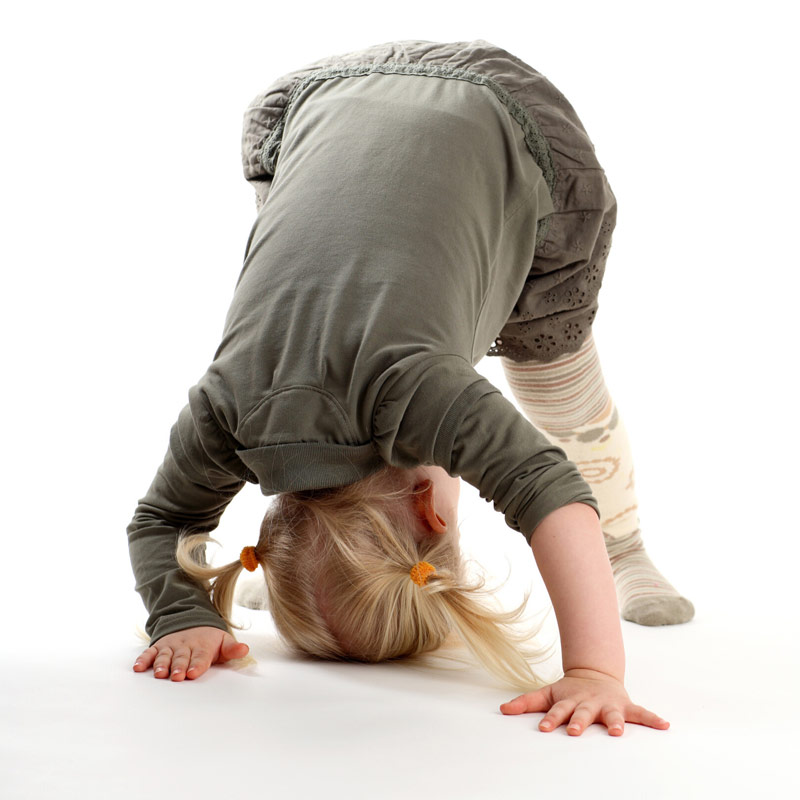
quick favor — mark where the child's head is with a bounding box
[176,464,555,690]
[260,464,463,663]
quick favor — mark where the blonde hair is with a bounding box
[174,464,556,691]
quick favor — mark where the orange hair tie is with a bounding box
[239,545,259,572]
[409,561,436,587]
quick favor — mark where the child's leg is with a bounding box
[501,331,694,626]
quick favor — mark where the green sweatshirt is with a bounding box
[127,72,600,644]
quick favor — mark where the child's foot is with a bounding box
[603,528,695,626]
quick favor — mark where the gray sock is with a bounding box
[604,528,695,626]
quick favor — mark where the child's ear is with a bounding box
[413,479,448,534]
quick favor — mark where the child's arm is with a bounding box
[127,391,250,647]
[531,502,624,679]
[372,355,668,733]
[500,502,670,736]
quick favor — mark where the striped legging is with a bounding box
[500,330,639,540]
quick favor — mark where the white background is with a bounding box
[1,1,798,797]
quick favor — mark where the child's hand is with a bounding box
[499,668,670,736]
[132,626,250,681]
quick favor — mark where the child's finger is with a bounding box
[499,689,549,715]
[540,700,579,732]
[168,647,192,681]
[564,704,596,736]
[218,634,249,663]
[186,648,213,679]
[133,646,157,672]
[626,704,670,730]
[152,647,174,679]
[600,707,626,736]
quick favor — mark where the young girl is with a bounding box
[128,38,692,736]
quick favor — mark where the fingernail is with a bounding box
[540,722,551,729]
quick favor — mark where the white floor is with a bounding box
[3,474,798,800]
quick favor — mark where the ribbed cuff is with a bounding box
[518,481,601,546]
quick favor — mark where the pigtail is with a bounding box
[174,529,261,633]
[421,567,557,692]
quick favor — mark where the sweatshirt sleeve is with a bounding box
[126,385,251,644]
[372,354,600,544]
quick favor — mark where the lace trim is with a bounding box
[487,306,599,363]
[257,62,555,247]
